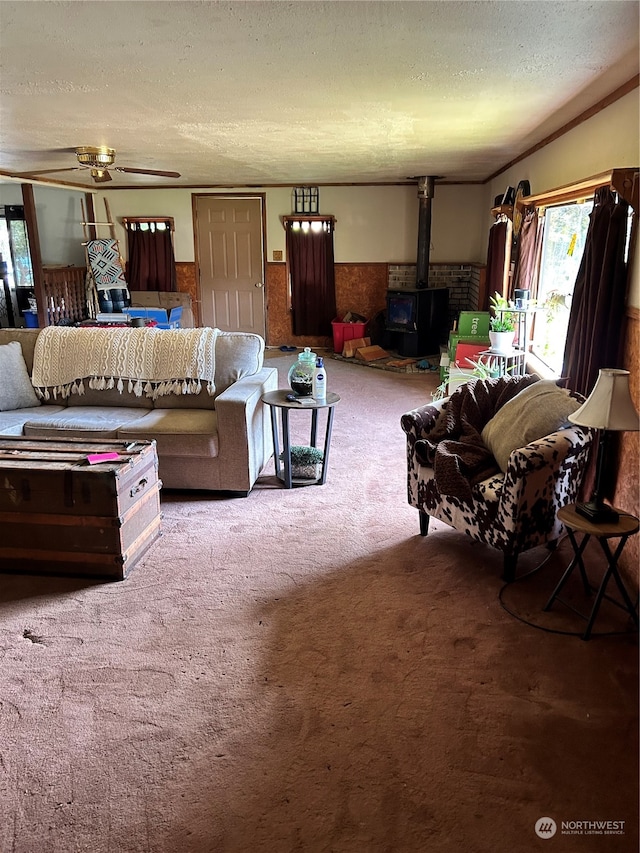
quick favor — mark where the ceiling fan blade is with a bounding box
[13,167,81,176]
[115,166,181,178]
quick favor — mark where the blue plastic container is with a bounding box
[23,310,38,328]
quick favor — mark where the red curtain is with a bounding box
[562,187,629,397]
[483,219,510,308]
[126,223,177,292]
[286,219,336,336]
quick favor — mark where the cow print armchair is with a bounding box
[401,375,595,582]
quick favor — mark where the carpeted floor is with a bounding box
[0,352,637,853]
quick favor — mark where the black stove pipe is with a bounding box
[416,176,435,289]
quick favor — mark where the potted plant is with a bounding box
[280,445,324,480]
[488,292,516,354]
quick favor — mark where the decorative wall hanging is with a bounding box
[86,239,128,291]
[293,187,319,214]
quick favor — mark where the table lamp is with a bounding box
[568,368,639,523]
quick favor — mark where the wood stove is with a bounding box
[384,175,449,357]
[386,286,449,357]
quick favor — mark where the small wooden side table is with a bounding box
[544,503,639,640]
[261,390,341,489]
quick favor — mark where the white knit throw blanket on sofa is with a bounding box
[32,326,218,400]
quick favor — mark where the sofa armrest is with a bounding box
[214,367,278,491]
[401,399,448,446]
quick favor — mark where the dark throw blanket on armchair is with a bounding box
[414,375,540,504]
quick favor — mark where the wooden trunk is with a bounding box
[0,437,162,581]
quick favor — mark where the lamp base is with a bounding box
[575,501,619,524]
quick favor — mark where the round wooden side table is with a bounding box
[544,503,639,640]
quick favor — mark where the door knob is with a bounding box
[254,282,264,288]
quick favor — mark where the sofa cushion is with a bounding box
[0,341,41,411]
[0,405,66,436]
[213,331,264,395]
[481,379,582,471]
[117,409,219,457]
[23,407,149,439]
[0,329,40,373]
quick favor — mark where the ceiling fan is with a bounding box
[16,146,181,183]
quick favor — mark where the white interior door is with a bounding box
[195,196,265,336]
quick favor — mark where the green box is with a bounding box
[457,311,491,337]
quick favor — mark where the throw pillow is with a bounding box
[0,341,41,411]
[481,379,581,471]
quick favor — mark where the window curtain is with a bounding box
[483,219,511,307]
[512,208,545,300]
[286,219,336,336]
[126,222,177,292]
[562,187,629,397]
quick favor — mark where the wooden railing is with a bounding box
[42,266,89,325]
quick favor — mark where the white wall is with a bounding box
[97,181,486,266]
[484,89,639,306]
[0,182,86,266]
[32,185,86,266]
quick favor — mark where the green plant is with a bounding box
[432,355,512,401]
[432,380,449,401]
[489,292,516,332]
[464,355,502,379]
[280,445,324,465]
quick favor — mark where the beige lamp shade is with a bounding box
[568,369,639,431]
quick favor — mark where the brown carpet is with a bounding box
[1,352,637,853]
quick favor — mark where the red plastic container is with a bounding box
[331,319,368,353]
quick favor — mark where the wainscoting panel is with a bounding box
[175,262,200,327]
[265,262,389,349]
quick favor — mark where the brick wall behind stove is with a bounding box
[388,263,485,327]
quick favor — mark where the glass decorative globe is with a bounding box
[287,347,317,396]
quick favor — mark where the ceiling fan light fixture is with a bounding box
[76,146,116,168]
[90,168,112,183]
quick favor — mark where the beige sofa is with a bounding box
[0,327,278,495]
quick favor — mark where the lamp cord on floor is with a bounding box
[497,536,638,638]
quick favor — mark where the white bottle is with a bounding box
[313,356,327,402]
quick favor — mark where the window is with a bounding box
[530,200,592,374]
[0,205,35,327]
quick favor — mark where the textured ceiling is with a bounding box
[0,0,638,188]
